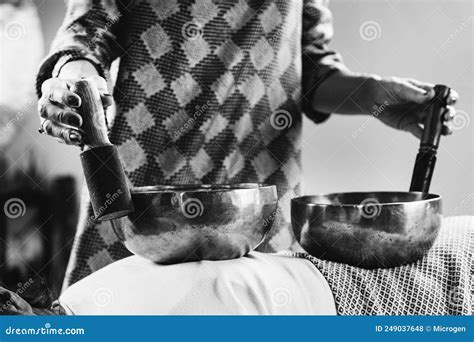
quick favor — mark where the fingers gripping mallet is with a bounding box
[409,85,458,193]
[71,79,134,220]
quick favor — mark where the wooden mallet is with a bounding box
[71,79,134,221]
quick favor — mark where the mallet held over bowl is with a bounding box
[291,85,459,268]
[72,79,278,263]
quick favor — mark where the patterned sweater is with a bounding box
[36,0,346,287]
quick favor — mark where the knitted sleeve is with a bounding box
[35,0,129,97]
[301,0,348,123]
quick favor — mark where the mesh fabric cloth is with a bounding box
[287,216,473,315]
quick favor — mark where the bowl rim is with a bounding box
[291,191,441,207]
[131,183,276,194]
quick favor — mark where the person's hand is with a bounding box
[363,76,457,139]
[0,286,33,315]
[37,61,113,145]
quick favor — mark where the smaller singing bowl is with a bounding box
[291,192,442,269]
[111,184,278,263]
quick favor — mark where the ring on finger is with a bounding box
[38,120,48,134]
[57,111,64,124]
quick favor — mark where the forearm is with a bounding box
[312,70,381,115]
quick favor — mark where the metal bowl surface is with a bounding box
[291,192,442,268]
[112,184,278,263]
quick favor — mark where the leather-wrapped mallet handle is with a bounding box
[71,79,134,220]
[409,85,455,193]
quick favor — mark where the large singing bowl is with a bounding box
[291,192,442,269]
[111,184,278,263]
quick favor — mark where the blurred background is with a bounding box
[0,0,472,294]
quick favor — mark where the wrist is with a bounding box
[352,74,383,114]
[58,60,100,79]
